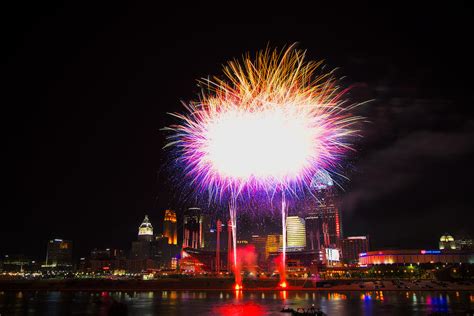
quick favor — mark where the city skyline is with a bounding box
[2,4,474,315]
[3,202,471,267]
[2,3,474,262]
[2,183,473,260]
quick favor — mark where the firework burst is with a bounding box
[164,45,363,289]
[165,45,361,199]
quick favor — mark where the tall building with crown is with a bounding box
[163,210,178,245]
[128,214,181,272]
[138,215,153,242]
[304,185,342,251]
[131,216,152,260]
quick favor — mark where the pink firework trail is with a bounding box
[164,45,362,288]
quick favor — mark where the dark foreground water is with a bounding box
[0,290,473,315]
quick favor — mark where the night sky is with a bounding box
[2,3,474,260]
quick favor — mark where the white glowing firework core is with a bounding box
[204,106,320,181]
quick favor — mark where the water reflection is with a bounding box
[0,290,472,315]
[375,291,384,301]
[213,302,267,316]
[327,292,347,301]
[234,289,242,299]
[425,293,449,314]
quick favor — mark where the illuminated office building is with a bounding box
[183,207,205,249]
[251,235,267,266]
[266,234,283,258]
[304,186,342,250]
[163,209,178,245]
[200,215,214,250]
[324,247,341,266]
[341,236,369,263]
[45,239,73,269]
[286,216,306,249]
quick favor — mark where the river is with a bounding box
[1,290,473,315]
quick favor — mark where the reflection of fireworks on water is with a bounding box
[165,45,362,287]
[213,302,266,315]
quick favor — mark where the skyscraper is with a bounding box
[131,215,154,260]
[183,207,206,249]
[45,239,73,269]
[200,214,214,250]
[286,216,306,249]
[265,234,283,258]
[341,236,369,264]
[138,215,153,242]
[304,186,342,251]
[163,209,178,245]
[89,248,126,272]
[131,240,151,259]
[216,219,222,272]
[227,219,232,271]
[151,234,179,269]
[251,235,267,267]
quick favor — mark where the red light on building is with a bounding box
[335,211,341,238]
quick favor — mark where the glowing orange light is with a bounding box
[234,284,243,290]
[279,281,287,288]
